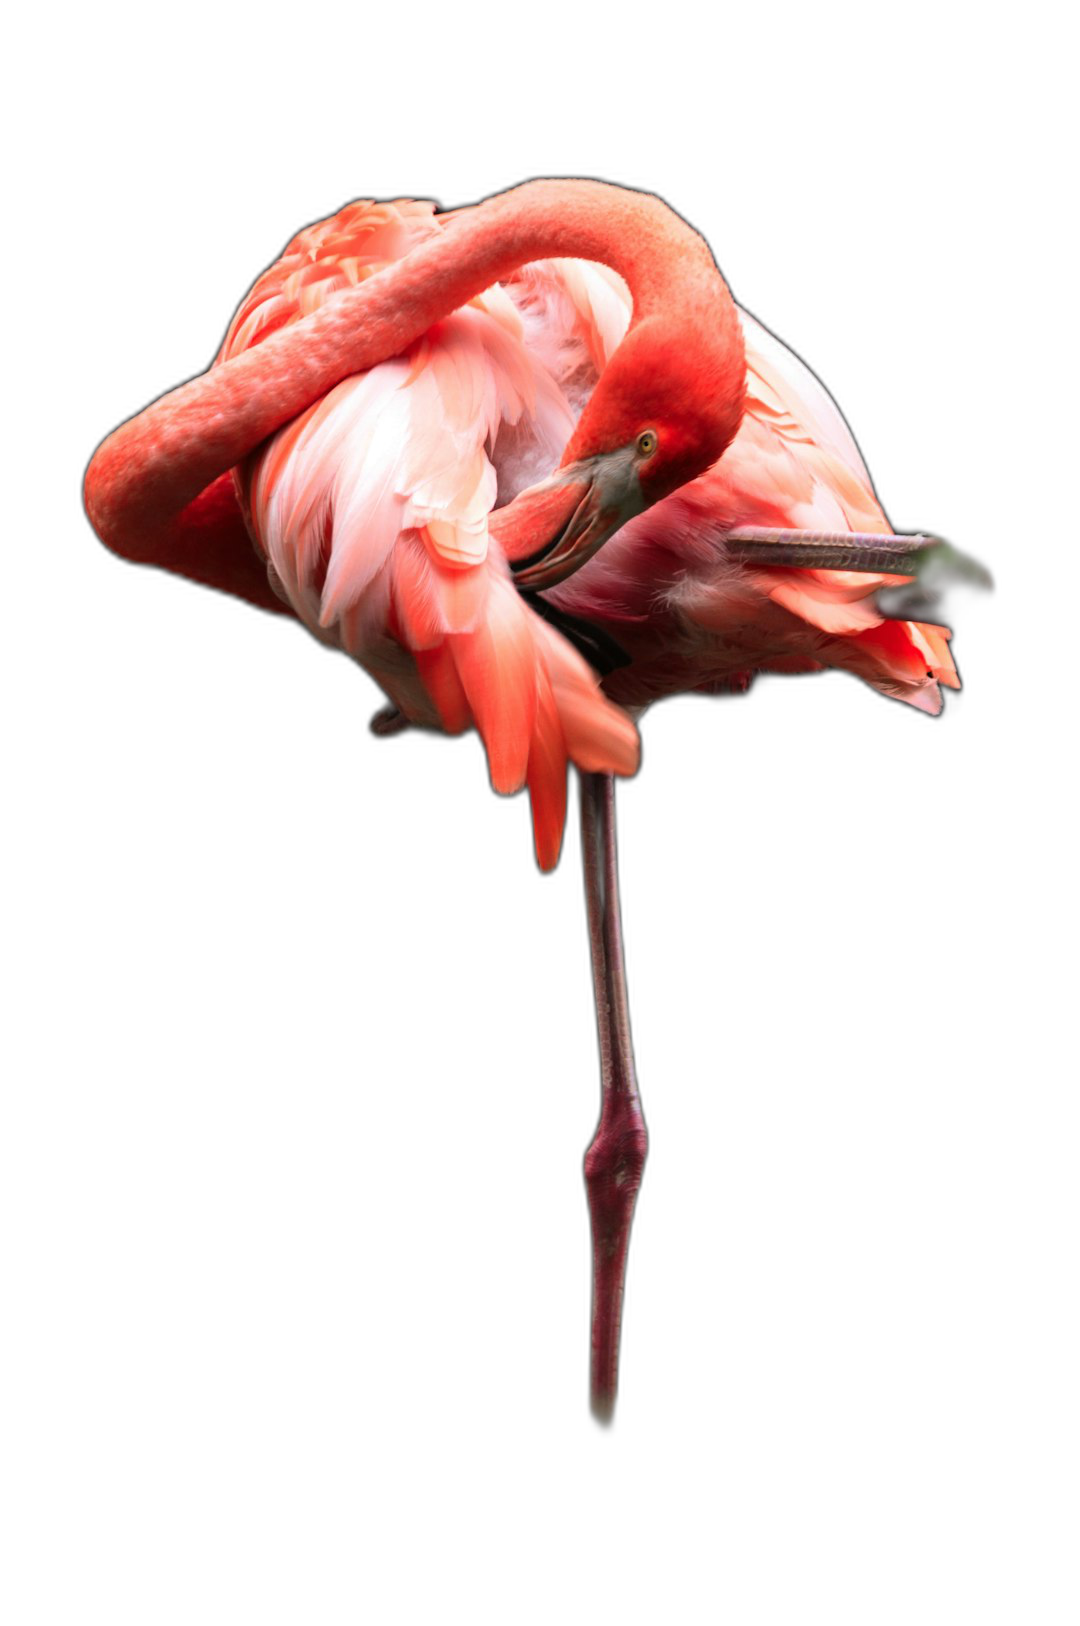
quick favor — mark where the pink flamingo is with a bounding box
[84,180,975,1418]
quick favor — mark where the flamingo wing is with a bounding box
[219,201,639,870]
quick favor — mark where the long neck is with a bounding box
[425,180,723,325]
[84,180,729,547]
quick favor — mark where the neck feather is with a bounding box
[85,181,735,548]
[400,179,725,328]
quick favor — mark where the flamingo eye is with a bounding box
[635,429,658,458]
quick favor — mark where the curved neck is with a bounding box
[398,180,723,331]
[85,180,730,546]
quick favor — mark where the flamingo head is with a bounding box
[506,314,746,590]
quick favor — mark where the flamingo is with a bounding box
[83,179,978,1418]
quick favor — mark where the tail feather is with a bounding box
[413,643,471,735]
[534,617,640,776]
[526,666,570,872]
[392,537,638,859]
[445,560,639,860]
[837,618,959,713]
[449,569,538,795]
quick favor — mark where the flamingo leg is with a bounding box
[579,771,648,1422]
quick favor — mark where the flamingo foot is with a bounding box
[579,771,645,1422]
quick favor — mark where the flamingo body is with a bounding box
[211,197,956,868]
[83,181,972,1417]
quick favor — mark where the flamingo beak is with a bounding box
[494,451,644,591]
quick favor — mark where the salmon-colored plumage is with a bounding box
[205,196,956,868]
[83,180,975,1419]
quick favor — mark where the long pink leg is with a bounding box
[579,771,648,1422]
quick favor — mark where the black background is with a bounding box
[60,38,1040,1508]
